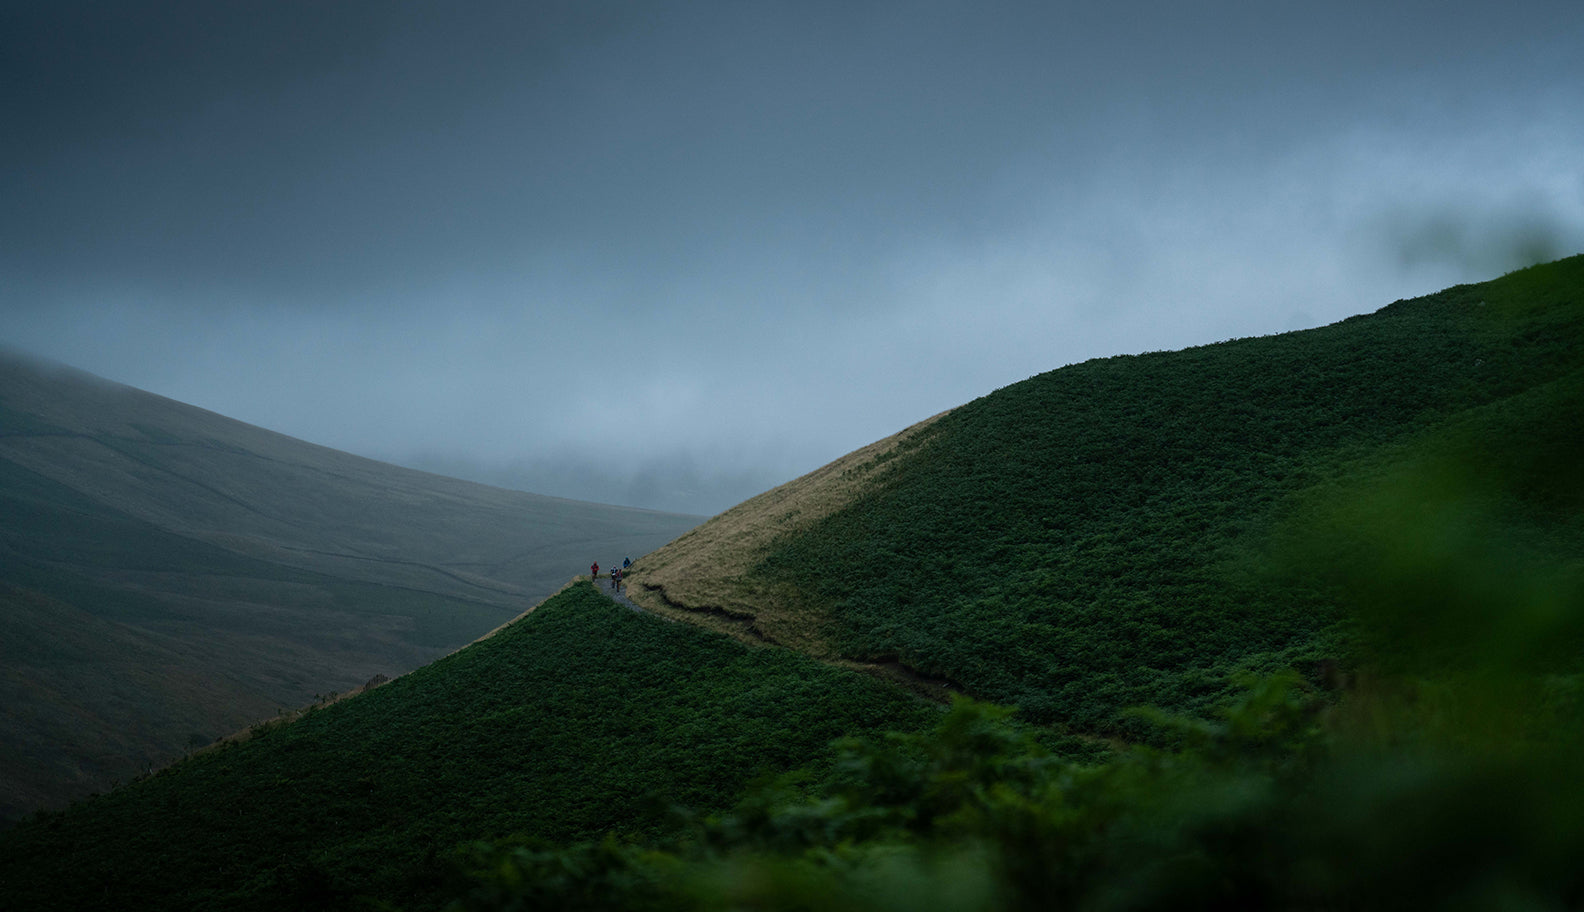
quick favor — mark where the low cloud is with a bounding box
[4,2,1583,517]
[404,450,784,517]
[1385,205,1583,279]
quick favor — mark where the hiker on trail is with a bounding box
[591,561,599,582]
[623,557,631,569]
[611,566,624,592]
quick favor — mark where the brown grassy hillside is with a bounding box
[624,410,948,657]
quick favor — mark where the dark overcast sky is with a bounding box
[4,1,1582,514]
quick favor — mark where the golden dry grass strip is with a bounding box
[625,410,950,657]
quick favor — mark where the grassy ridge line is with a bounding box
[625,410,949,655]
[460,576,582,645]
[758,257,1584,736]
[0,583,940,911]
[183,578,587,758]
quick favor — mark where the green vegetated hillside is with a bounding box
[0,353,701,825]
[3,259,1580,911]
[640,256,1584,738]
[759,258,1584,734]
[0,583,939,911]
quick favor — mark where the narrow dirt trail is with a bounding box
[594,576,669,618]
[593,574,963,706]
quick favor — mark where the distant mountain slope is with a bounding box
[0,353,701,824]
[629,256,1584,736]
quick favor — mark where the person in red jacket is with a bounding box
[591,561,599,582]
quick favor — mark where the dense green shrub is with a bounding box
[452,670,1584,911]
[761,257,1584,736]
[0,584,937,910]
[453,422,1584,909]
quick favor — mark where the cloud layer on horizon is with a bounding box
[4,1,1583,514]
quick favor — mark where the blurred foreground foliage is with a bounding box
[447,329,1584,910]
[453,676,1583,911]
[450,670,1583,911]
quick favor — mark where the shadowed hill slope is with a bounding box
[0,583,939,911]
[629,256,1584,737]
[0,353,701,824]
